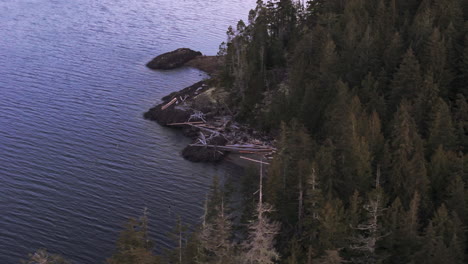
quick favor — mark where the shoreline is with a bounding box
[144,49,275,167]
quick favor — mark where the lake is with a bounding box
[0,0,255,262]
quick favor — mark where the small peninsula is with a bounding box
[144,48,275,163]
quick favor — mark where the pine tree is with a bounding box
[415,204,466,264]
[422,28,453,97]
[427,97,456,152]
[166,216,189,264]
[302,162,324,249]
[413,221,450,264]
[389,49,423,110]
[323,82,372,197]
[197,200,235,264]
[382,32,404,76]
[429,146,455,206]
[315,139,339,199]
[206,175,223,222]
[445,175,467,224]
[389,101,429,206]
[381,197,406,263]
[318,198,347,251]
[460,35,468,92]
[107,210,159,264]
[409,5,435,52]
[453,94,468,150]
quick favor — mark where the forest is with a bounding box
[24,0,468,263]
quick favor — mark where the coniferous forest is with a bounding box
[24,0,468,263]
[216,0,468,262]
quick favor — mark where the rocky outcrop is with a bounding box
[143,81,208,125]
[144,51,274,164]
[182,135,227,162]
[146,48,202,70]
[143,81,228,162]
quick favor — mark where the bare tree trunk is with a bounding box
[298,174,303,227]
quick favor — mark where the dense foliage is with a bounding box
[216,0,468,263]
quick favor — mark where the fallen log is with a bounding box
[239,156,270,165]
[161,98,177,110]
[167,121,205,126]
[190,124,224,135]
[189,144,274,153]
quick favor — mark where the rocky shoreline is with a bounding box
[144,49,275,163]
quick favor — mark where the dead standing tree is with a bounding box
[350,169,387,263]
[242,158,281,264]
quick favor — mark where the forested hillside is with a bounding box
[215,0,468,262]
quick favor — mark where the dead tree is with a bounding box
[242,158,281,264]
[350,171,387,263]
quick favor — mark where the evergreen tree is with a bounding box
[414,204,466,264]
[197,200,235,264]
[445,175,467,224]
[453,94,468,150]
[427,97,456,152]
[389,49,423,110]
[107,210,160,264]
[318,198,347,250]
[389,101,429,206]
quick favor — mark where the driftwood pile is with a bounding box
[145,80,275,164]
[166,116,276,165]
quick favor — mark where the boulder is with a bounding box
[182,135,227,162]
[146,48,202,70]
[143,82,207,125]
[143,105,190,126]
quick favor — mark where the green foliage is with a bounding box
[216,0,468,262]
[107,210,160,264]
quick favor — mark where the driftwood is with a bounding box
[197,132,208,145]
[179,95,189,102]
[190,125,221,136]
[239,156,270,165]
[189,144,274,153]
[188,111,206,122]
[167,121,205,126]
[161,98,178,110]
[226,144,276,151]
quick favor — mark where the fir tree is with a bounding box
[389,101,429,206]
[107,209,159,264]
[197,200,235,264]
[427,97,456,152]
[389,49,423,110]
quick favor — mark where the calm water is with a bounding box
[0,0,255,263]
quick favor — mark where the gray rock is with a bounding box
[146,48,202,70]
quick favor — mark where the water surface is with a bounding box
[0,0,255,262]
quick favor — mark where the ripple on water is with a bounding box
[0,0,255,263]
